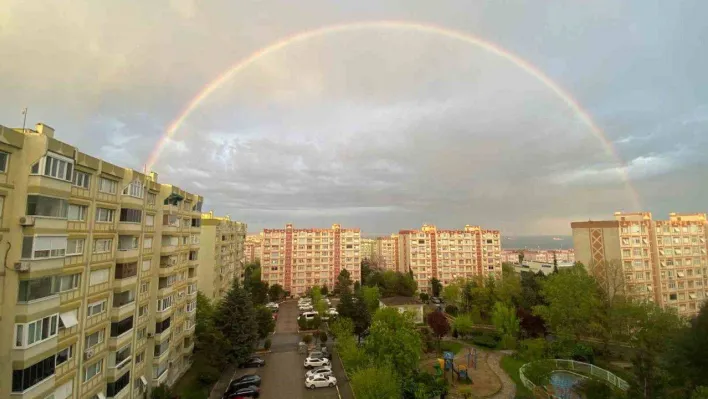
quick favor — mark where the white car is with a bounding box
[306,365,333,379]
[326,308,338,316]
[301,311,318,321]
[266,302,279,309]
[304,357,331,368]
[305,375,337,389]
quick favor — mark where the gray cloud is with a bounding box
[1,0,707,235]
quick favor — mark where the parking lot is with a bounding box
[221,300,353,399]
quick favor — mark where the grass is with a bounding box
[499,355,534,399]
[439,340,464,355]
[172,366,210,399]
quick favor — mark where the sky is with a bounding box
[1,0,707,236]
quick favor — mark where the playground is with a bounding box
[420,345,503,398]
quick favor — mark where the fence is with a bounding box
[519,359,629,397]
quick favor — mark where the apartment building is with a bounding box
[398,224,502,293]
[0,123,201,399]
[360,238,376,261]
[260,224,361,295]
[244,234,262,265]
[198,212,247,300]
[572,212,708,317]
[374,234,399,271]
[500,249,575,264]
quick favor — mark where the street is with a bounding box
[218,299,354,399]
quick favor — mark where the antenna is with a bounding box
[21,108,28,132]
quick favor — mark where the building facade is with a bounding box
[198,212,246,301]
[360,238,376,261]
[572,212,708,317]
[0,123,201,399]
[259,224,361,296]
[244,234,262,265]
[501,249,575,264]
[375,234,399,271]
[397,224,502,293]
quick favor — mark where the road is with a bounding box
[219,299,354,399]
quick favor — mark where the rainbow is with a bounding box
[147,20,641,209]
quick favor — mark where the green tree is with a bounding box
[533,265,602,340]
[452,314,474,338]
[519,271,545,309]
[419,292,430,302]
[151,385,173,399]
[492,302,520,349]
[365,307,423,377]
[361,259,376,285]
[497,266,522,306]
[214,280,258,365]
[361,286,381,313]
[255,305,275,339]
[352,294,372,342]
[320,285,329,296]
[267,283,284,302]
[194,292,229,368]
[330,317,354,339]
[334,268,354,295]
[430,277,442,297]
[442,280,462,306]
[426,311,450,350]
[351,366,402,399]
[671,302,708,391]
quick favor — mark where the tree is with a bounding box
[361,259,376,285]
[351,366,402,399]
[365,307,423,377]
[497,268,522,306]
[452,314,474,338]
[330,317,354,339]
[321,285,329,296]
[533,265,602,341]
[518,250,524,264]
[268,284,285,302]
[442,281,462,307]
[214,280,259,365]
[337,292,356,318]
[426,311,450,350]
[361,286,381,313]
[255,305,275,339]
[676,302,708,390]
[419,292,430,302]
[552,252,559,274]
[151,385,173,399]
[519,271,545,309]
[334,269,354,295]
[354,280,361,292]
[352,294,372,342]
[194,292,229,368]
[430,277,442,297]
[492,302,520,349]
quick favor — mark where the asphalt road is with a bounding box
[223,300,354,399]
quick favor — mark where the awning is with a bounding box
[97,393,106,399]
[140,376,148,387]
[59,310,78,328]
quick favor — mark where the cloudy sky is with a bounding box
[1,0,707,235]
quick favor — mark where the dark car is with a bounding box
[225,385,260,398]
[223,374,262,397]
[239,356,266,368]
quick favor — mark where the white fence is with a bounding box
[519,359,629,397]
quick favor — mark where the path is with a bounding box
[486,350,516,399]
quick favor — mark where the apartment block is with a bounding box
[572,212,708,317]
[198,212,246,301]
[374,234,399,271]
[360,238,376,261]
[0,123,201,399]
[260,224,361,295]
[501,249,575,264]
[398,224,502,293]
[244,234,262,265]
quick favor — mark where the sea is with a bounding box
[501,235,573,250]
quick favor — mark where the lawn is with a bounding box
[172,366,210,399]
[499,355,534,399]
[439,340,464,355]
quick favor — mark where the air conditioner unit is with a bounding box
[14,262,31,272]
[147,332,154,338]
[84,348,95,360]
[19,216,35,226]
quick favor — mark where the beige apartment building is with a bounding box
[198,212,246,301]
[398,224,502,293]
[360,238,376,261]
[572,212,708,317]
[244,234,262,265]
[500,249,575,264]
[0,123,201,399]
[374,234,399,271]
[259,224,361,296]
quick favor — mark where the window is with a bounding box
[56,274,80,292]
[55,345,73,366]
[138,304,148,317]
[95,207,114,222]
[98,177,117,194]
[26,195,68,218]
[191,218,201,227]
[87,300,106,317]
[14,314,59,348]
[58,310,78,329]
[21,236,67,259]
[110,316,134,337]
[186,301,196,313]
[143,237,153,249]
[147,192,156,205]
[0,151,7,172]
[107,370,130,397]
[66,238,85,255]
[141,259,151,271]
[12,354,56,392]
[154,339,170,356]
[157,295,173,312]
[115,262,137,279]
[85,329,104,349]
[118,235,138,251]
[153,362,168,379]
[113,290,135,307]
[137,327,146,340]
[115,345,132,368]
[145,214,154,226]
[89,269,109,285]
[67,204,87,221]
[31,153,73,181]
[119,208,142,223]
[155,318,171,334]
[83,359,102,382]
[123,180,144,198]
[17,276,58,303]
[73,170,90,188]
[93,238,112,253]
[140,281,149,294]
[135,351,144,364]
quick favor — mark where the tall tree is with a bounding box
[442,281,462,307]
[669,302,708,394]
[194,292,229,368]
[214,280,259,365]
[552,252,559,273]
[426,311,450,350]
[352,293,372,342]
[452,314,474,338]
[361,286,381,313]
[365,307,423,377]
[430,277,442,298]
[351,365,402,399]
[334,269,354,295]
[492,302,520,349]
[255,305,275,339]
[267,283,285,302]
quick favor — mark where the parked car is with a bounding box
[304,356,331,368]
[301,311,318,321]
[223,375,261,398]
[224,385,260,398]
[431,297,442,305]
[307,350,332,360]
[305,375,337,389]
[306,365,333,379]
[239,356,266,368]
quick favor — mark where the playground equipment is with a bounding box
[466,347,478,370]
[441,351,472,383]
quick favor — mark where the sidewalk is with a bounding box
[208,364,238,399]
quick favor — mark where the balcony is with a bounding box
[114,263,138,290]
[183,340,194,355]
[116,249,139,262]
[117,221,142,234]
[160,243,178,255]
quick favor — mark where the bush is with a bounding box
[303,334,313,344]
[151,385,173,399]
[420,293,430,302]
[197,366,220,386]
[297,316,321,330]
[264,338,272,350]
[445,305,459,316]
[500,334,517,350]
[519,338,547,361]
[470,334,499,348]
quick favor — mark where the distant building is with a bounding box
[501,249,575,264]
[375,234,399,271]
[572,212,708,318]
[199,212,246,300]
[360,238,376,261]
[244,234,262,264]
[379,296,424,324]
[515,260,574,276]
